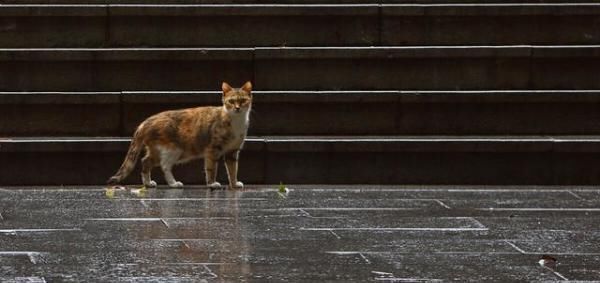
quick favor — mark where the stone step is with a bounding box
[3,90,600,136]
[1,4,600,47]
[1,136,599,185]
[0,46,599,91]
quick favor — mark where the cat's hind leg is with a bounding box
[158,146,184,188]
[141,148,158,188]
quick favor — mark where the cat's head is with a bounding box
[222,81,252,115]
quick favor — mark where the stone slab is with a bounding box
[0,46,598,91]
[383,11,600,45]
[0,49,253,91]
[254,46,600,90]
[3,3,600,47]
[1,186,599,281]
[6,90,600,136]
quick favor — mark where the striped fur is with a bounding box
[107,131,144,185]
[107,81,252,188]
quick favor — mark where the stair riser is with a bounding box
[384,15,600,46]
[0,60,253,91]
[0,103,121,136]
[257,57,600,90]
[4,97,600,136]
[2,8,600,47]
[0,15,377,48]
[109,15,378,48]
[0,56,599,91]
[2,151,599,185]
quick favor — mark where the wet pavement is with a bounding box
[1,185,600,282]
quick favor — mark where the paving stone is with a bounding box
[479,216,600,233]
[559,267,600,281]
[447,199,600,210]
[240,185,580,201]
[1,186,599,281]
[369,253,563,281]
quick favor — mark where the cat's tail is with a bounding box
[107,133,144,185]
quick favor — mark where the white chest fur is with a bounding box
[230,110,249,136]
[225,109,249,151]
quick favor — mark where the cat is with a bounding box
[107,81,252,189]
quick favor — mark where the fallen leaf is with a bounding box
[130,187,147,198]
[105,188,115,199]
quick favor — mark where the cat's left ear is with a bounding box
[241,81,252,94]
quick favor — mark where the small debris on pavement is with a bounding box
[278,182,289,194]
[538,255,558,267]
[130,186,148,198]
[104,187,115,199]
[276,182,289,199]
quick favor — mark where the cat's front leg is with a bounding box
[224,150,243,189]
[204,155,221,188]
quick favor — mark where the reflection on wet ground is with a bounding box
[1,185,600,281]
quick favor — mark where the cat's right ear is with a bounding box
[241,81,253,93]
[222,82,233,94]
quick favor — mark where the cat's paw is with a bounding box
[144,180,157,188]
[169,181,184,188]
[207,182,222,189]
[231,181,244,189]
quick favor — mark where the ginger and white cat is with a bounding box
[108,81,252,188]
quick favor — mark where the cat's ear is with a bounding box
[222,82,233,94]
[241,81,252,94]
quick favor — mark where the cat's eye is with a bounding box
[239,99,248,104]
[227,99,235,104]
